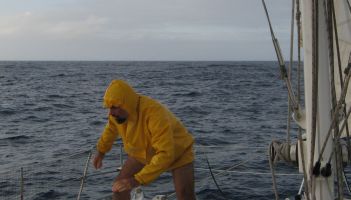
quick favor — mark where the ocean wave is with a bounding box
[32,190,66,200]
[196,137,233,146]
[49,72,86,78]
[0,135,32,141]
[52,103,74,109]
[49,73,66,78]
[0,109,16,116]
[89,120,104,126]
[2,82,14,86]
[0,185,17,197]
[33,106,51,111]
[173,91,202,97]
[19,115,50,123]
[196,189,227,200]
[207,64,226,67]
[46,94,66,99]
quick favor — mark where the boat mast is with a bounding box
[301,0,334,199]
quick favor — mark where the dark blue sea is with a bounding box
[0,61,303,199]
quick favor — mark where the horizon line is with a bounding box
[0,59,302,62]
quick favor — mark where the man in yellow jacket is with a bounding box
[93,80,195,200]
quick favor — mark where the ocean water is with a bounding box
[0,61,303,199]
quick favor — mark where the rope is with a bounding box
[324,100,351,168]
[204,154,226,197]
[286,79,292,144]
[347,0,351,14]
[337,105,351,139]
[343,169,351,195]
[324,1,344,198]
[195,144,266,149]
[166,153,263,199]
[296,0,302,106]
[267,140,301,199]
[296,1,310,197]
[194,168,301,176]
[331,1,344,195]
[268,142,279,200]
[332,0,351,164]
[298,129,310,200]
[309,2,319,200]
[269,140,295,163]
[201,154,262,179]
[325,0,336,109]
[286,0,296,145]
[317,67,351,161]
[312,66,351,200]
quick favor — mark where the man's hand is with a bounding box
[92,151,105,169]
[112,178,140,192]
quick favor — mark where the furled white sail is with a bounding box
[301,0,334,199]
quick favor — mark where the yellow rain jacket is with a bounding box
[97,80,194,185]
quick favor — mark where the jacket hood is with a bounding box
[103,80,139,120]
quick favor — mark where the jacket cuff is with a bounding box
[134,174,146,185]
[96,143,108,154]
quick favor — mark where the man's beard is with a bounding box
[115,116,127,124]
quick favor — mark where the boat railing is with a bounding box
[0,141,301,199]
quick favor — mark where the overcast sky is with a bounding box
[0,0,294,61]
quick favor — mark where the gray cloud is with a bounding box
[0,0,293,60]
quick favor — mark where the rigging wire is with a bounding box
[77,148,93,200]
[261,0,299,111]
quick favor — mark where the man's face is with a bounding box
[109,106,128,124]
